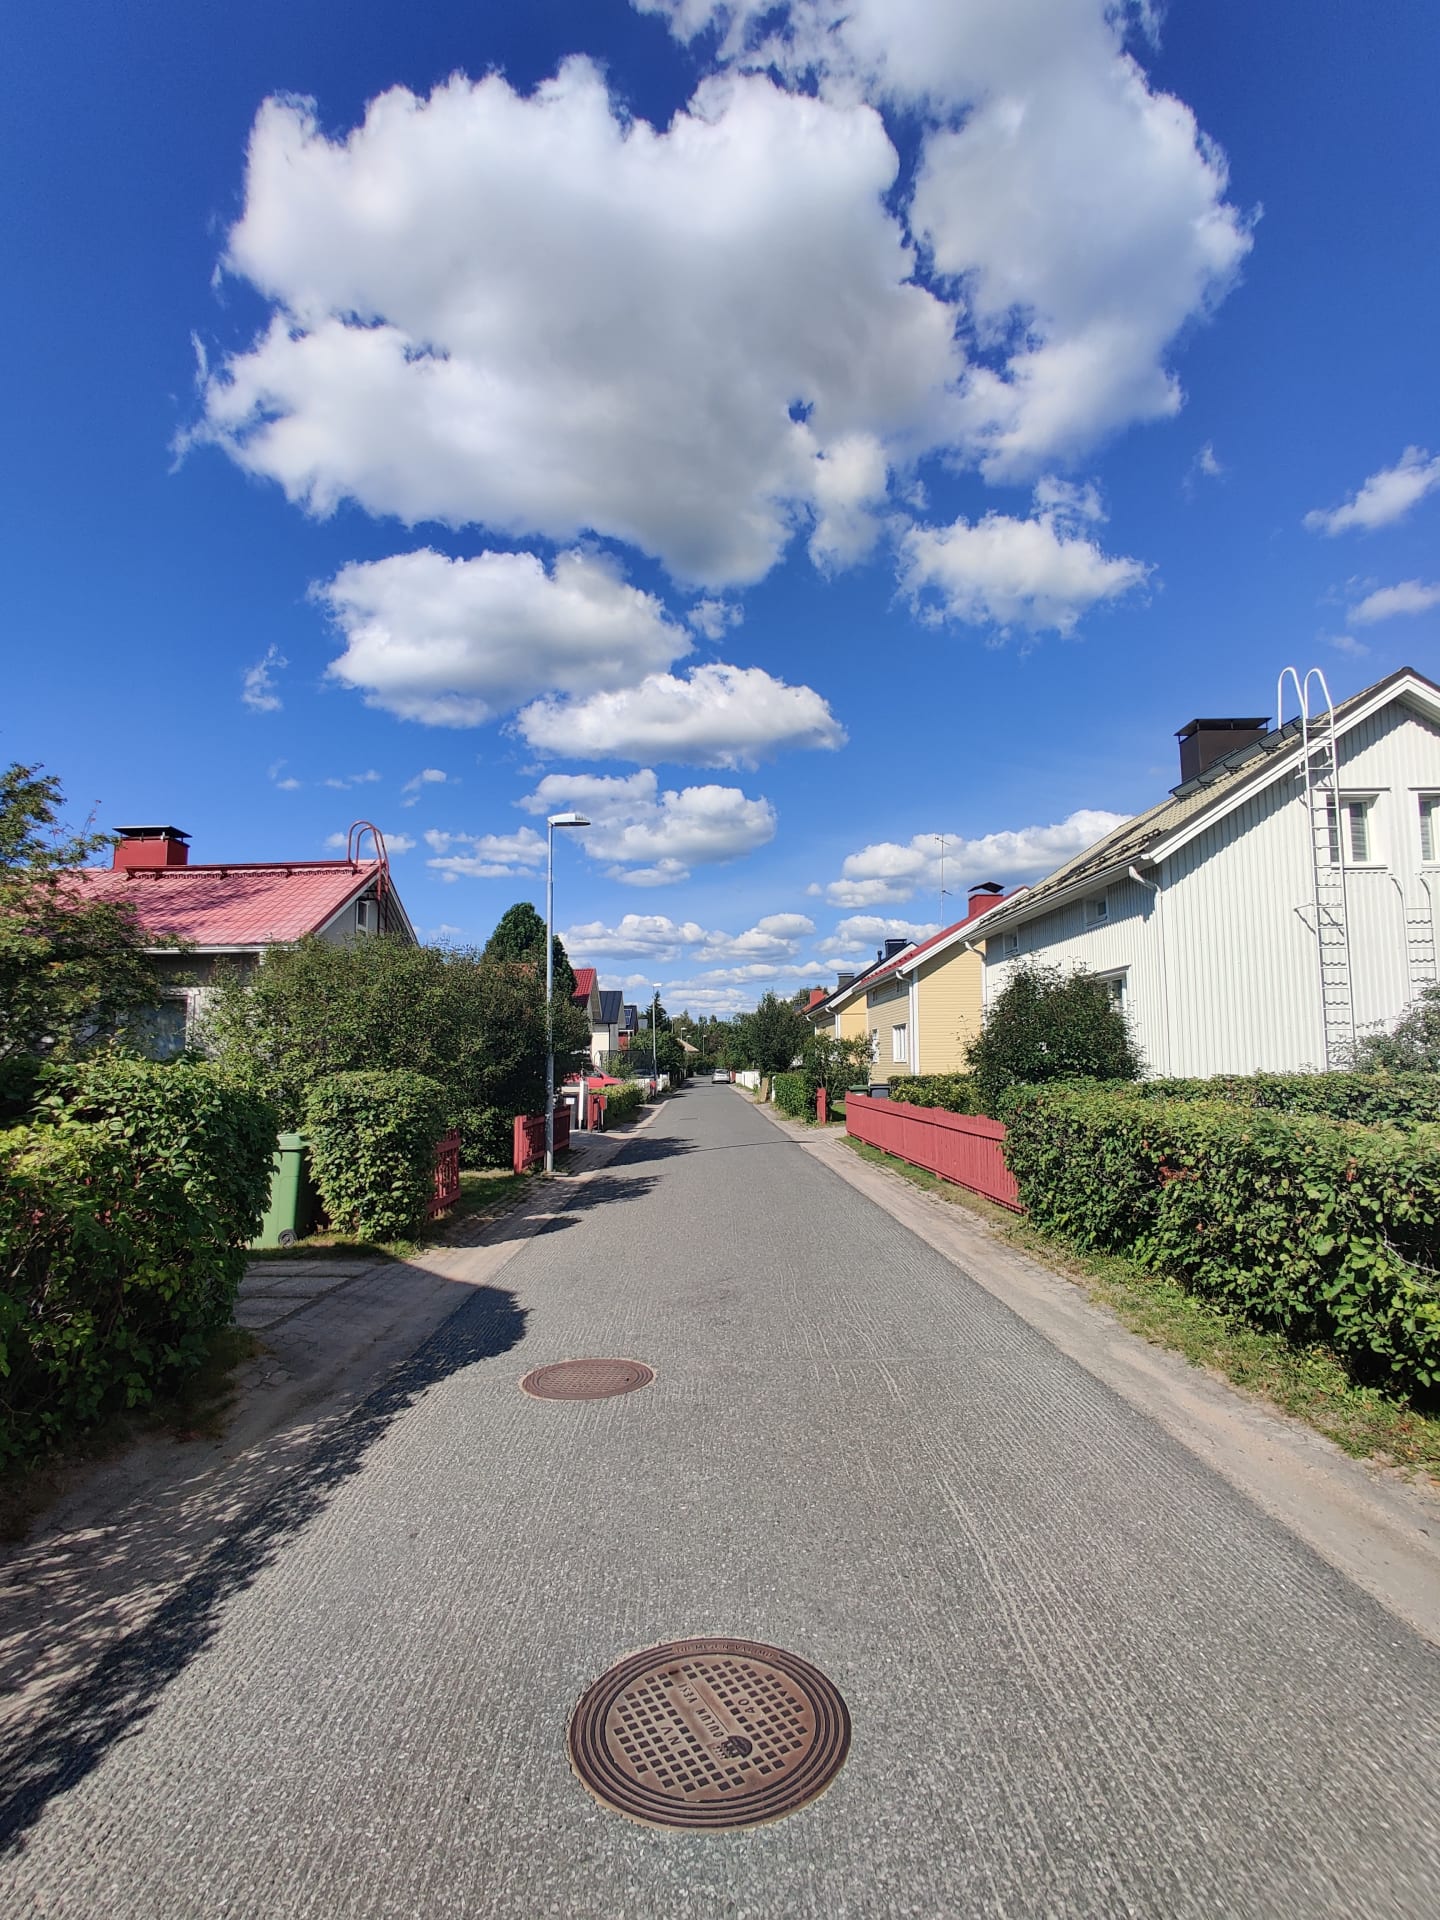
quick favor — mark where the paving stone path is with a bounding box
[3,1086,1439,1917]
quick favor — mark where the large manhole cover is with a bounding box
[568,1637,851,1831]
[520,1358,655,1401]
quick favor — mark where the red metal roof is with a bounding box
[571,967,598,1003]
[66,861,378,947]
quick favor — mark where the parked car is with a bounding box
[712,1068,730,1084]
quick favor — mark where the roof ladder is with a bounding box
[1278,667,1355,1068]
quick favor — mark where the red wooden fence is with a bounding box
[512,1107,572,1175]
[428,1130,462,1218]
[845,1094,1021,1211]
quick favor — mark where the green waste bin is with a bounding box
[250,1133,318,1249]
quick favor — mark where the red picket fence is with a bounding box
[845,1094,1021,1211]
[513,1107,571,1175]
[428,1130,462,1218]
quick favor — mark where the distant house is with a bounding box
[67,822,416,1055]
[618,1003,639,1051]
[815,888,1012,1086]
[976,665,1440,1076]
[806,939,914,1053]
[592,987,625,1067]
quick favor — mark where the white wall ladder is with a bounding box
[1279,666,1356,1069]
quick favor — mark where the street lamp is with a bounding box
[546,812,589,1174]
[652,983,661,1087]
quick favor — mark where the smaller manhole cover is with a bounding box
[568,1637,851,1831]
[520,1358,655,1401]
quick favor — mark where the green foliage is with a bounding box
[799,1034,874,1109]
[0,762,176,1078]
[967,963,1141,1113]
[1000,1085,1440,1400]
[1350,983,1440,1073]
[303,1071,448,1242]
[732,992,811,1077]
[772,1072,810,1118]
[199,935,590,1167]
[888,1072,981,1114]
[482,900,576,1000]
[1,1058,276,1464]
[1123,1071,1440,1126]
[598,1081,645,1125]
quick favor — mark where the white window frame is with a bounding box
[1094,969,1128,1010]
[1086,894,1110,926]
[1004,930,1020,955]
[355,896,374,932]
[1324,793,1379,867]
[891,1022,908,1064]
[1418,792,1440,865]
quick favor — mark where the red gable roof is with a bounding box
[857,892,1016,992]
[66,861,380,947]
[571,967,598,1003]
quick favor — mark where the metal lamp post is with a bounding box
[652,984,661,1087]
[546,812,590,1174]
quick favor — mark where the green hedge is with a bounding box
[599,1082,645,1126]
[773,1072,810,1118]
[1,1059,276,1464]
[303,1070,447,1242]
[1000,1085,1440,1399]
[1120,1071,1440,1126]
[888,1073,981,1114]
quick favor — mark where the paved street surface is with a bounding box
[4,1087,1440,1917]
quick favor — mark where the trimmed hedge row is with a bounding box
[888,1073,981,1114]
[1,1059,276,1464]
[1000,1085,1440,1399]
[773,1072,810,1118]
[304,1070,448,1242]
[1119,1071,1440,1127]
[599,1081,645,1125]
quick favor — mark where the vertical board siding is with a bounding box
[846,1093,1021,1210]
[915,946,985,1073]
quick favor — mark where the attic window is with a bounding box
[1420,795,1439,864]
[1087,895,1109,926]
[1004,930,1020,955]
[356,897,374,932]
[1325,796,1374,865]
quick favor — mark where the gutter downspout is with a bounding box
[1127,866,1171,1076]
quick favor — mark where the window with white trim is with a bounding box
[1325,796,1375,865]
[1095,970,1127,1009]
[1086,894,1109,926]
[870,1028,880,1062]
[356,897,374,932]
[1420,794,1440,864]
[1004,930,1020,955]
[891,1023,908,1063]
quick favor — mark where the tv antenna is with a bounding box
[932,833,953,914]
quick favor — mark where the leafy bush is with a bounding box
[888,1072,981,1114]
[303,1071,448,1242]
[1001,1085,1440,1399]
[1350,982,1440,1073]
[967,963,1141,1114]
[800,1034,874,1110]
[1,1058,276,1463]
[773,1072,810,1118]
[598,1081,644,1125]
[1122,1071,1440,1127]
[200,935,590,1168]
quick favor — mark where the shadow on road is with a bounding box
[0,1282,527,1854]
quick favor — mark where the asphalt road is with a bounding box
[5,1086,1440,1918]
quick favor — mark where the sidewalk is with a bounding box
[0,1117,656,1736]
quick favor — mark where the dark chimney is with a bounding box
[882,937,909,960]
[113,825,190,871]
[836,971,855,990]
[1176,718,1268,785]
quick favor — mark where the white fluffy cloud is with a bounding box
[1306,448,1440,536]
[195,8,1243,587]
[519,769,776,884]
[197,64,959,588]
[423,826,547,880]
[402,768,451,808]
[815,914,939,958]
[562,909,814,966]
[516,663,844,768]
[317,548,684,725]
[826,809,1125,905]
[898,503,1147,634]
[242,644,286,712]
[1348,580,1440,625]
[325,828,415,854]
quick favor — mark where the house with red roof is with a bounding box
[810,884,1014,1087]
[68,823,416,1054]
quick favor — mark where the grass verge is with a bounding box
[842,1135,1440,1482]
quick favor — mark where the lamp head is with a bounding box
[547,812,590,829]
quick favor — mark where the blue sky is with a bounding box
[7,0,1439,1016]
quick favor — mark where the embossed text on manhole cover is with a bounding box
[568,1637,851,1830]
[520,1358,655,1401]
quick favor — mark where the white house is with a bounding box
[974,666,1440,1077]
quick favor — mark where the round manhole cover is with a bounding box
[520,1358,655,1401]
[568,1637,851,1831]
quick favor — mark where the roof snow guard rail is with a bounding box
[346,821,392,934]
